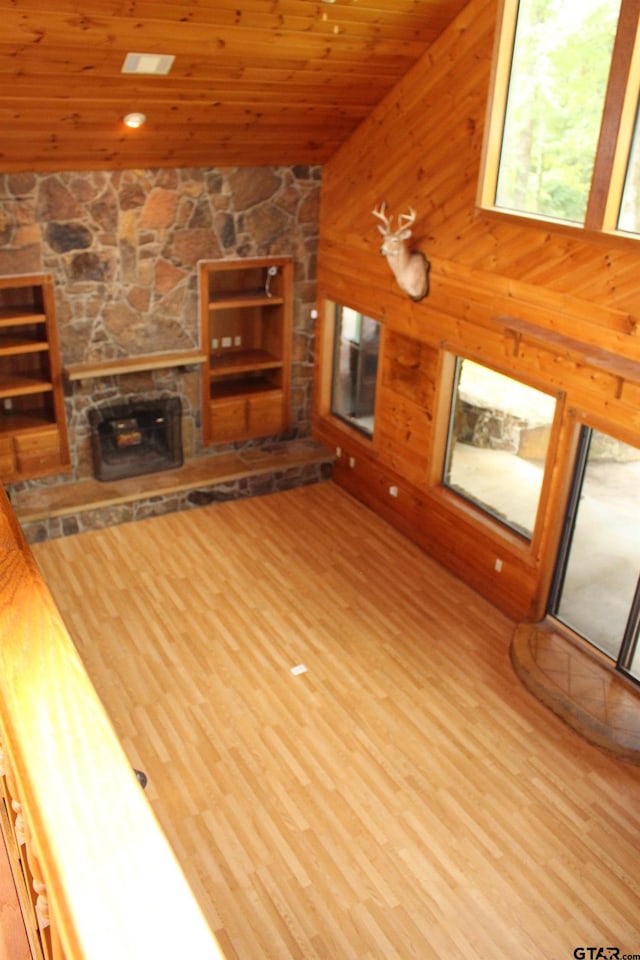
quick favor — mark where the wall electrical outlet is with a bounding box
[389,485,398,498]
[349,456,355,468]
[221,336,232,348]
[234,335,242,347]
[211,338,219,350]
[494,558,503,573]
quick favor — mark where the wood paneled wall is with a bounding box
[314,0,640,619]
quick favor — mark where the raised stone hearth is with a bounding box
[11,439,334,543]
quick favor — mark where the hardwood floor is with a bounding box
[32,481,640,960]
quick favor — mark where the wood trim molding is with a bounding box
[587,0,640,230]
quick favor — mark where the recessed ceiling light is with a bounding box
[123,112,146,128]
[121,53,175,76]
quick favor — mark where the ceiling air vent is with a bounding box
[121,53,175,76]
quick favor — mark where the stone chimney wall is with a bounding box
[0,165,320,481]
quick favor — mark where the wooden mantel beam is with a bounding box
[64,350,207,381]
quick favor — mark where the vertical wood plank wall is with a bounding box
[314,0,640,620]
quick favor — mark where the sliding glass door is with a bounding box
[549,426,640,682]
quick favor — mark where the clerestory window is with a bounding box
[480,0,640,236]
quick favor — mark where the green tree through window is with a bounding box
[495,0,620,223]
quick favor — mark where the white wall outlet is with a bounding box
[336,446,342,458]
[221,336,232,348]
[234,335,242,347]
[349,456,355,468]
[494,558,503,573]
[3,398,13,411]
[389,485,398,498]
[211,337,219,350]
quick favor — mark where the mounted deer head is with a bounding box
[372,203,430,301]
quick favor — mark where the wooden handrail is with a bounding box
[0,488,224,959]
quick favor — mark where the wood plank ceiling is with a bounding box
[0,0,469,172]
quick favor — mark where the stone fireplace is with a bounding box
[88,396,183,482]
[1,165,321,498]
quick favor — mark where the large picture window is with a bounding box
[481,0,640,236]
[330,305,380,437]
[443,358,557,539]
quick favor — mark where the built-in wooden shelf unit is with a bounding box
[199,257,293,446]
[0,274,69,482]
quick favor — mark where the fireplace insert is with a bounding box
[88,397,182,482]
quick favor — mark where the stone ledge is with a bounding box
[11,438,334,542]
[511,621,640,764]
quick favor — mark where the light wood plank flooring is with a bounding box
[32,482,640,960]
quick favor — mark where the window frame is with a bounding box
[316,297,383,446]
[548,420,640,678]
[330,303,381,438]
[478,0,640,239]
[430,349,567,557]
[441,355,559,540]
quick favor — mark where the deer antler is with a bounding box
[371,202,430,302]
[397,208,416,231]
[372,202,393,235]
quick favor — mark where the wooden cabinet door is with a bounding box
[209,396,248,443]
[248,391,283,438]
[209,391,284,444]
[0,435,15,477]
[14,427,63,475]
